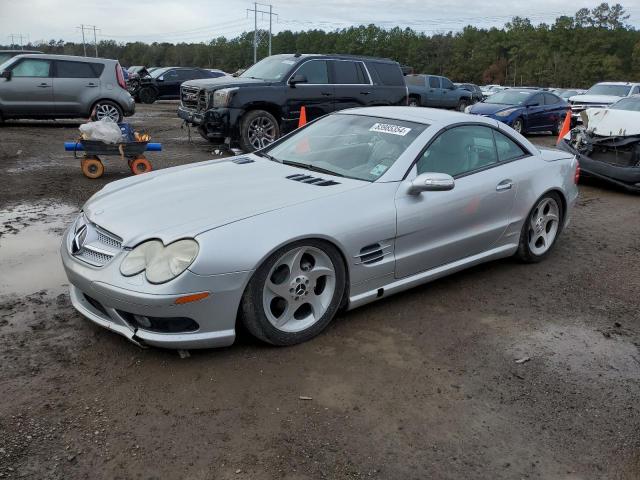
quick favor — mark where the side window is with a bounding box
[55,61,98,78]
[544,93,560,105]
[368,62,403,86]
[331,60,365,84]
[428,76,440,88]
[162,69,178,81]
[295,60,329,84]
[493,130,527,162]
[174,69,195,81]
[11,59,51,77]
[631,86,639,95]
[441,77,454,89]
[528,94,542,106]
[416,125,498,177]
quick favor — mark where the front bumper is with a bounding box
[178,106,243,142]
[60,232,253,349]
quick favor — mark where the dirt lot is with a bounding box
[0,102,639,480]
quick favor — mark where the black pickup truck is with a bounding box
[178,53,408,152]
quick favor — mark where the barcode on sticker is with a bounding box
[369,123,411,136]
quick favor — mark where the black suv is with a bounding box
[130,67,226,104]
[178,54,408,151]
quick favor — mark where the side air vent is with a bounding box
[232,157,255,164]
[286,174,339,186]
[355,243,392,265]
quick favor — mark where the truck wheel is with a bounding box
[239,110,280,152]
[457,99,469,112]
[138,87,158,104]
[408,97,420,107]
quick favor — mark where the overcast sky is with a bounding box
[2,0,639,45]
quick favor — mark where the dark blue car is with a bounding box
[468,89,568,135]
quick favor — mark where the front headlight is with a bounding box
[495,108,518,117]
[212,88,238,108]
[120,239,199,284]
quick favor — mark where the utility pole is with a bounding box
[79,25,87,56]
[246,3,277,64]
[78,25,99,57]
[8,34,27,49]
[91,25,99,57]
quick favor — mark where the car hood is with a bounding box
[470,102,517,115]
[569,94,622,105]
[181,76,270,91]
[583,108,640,136]
[83,157,366,247]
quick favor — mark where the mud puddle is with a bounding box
[0,202,77,297]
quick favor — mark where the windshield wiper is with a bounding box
[282,160,345,178]
[254,151,278,162]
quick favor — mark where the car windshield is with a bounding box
[240,55,298,81]
[263,114,428,181]
[610,97,640,112]
[485,90,531,105]
[560,90,577,98]
[586,84,631,96]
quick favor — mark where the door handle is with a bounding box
[86,83,98,87]
[37,83,51,88]
[496,180,513,191]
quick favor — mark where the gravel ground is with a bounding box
[0,102,639,480]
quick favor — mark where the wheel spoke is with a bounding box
[307,266,334,283]
[305,294,326,319]
[285,247,306,278]
[274,303,295,328]
[266,277,291,298]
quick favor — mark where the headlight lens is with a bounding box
[496,108,518,117]
[120,239,199,284]
[212,88,238,107]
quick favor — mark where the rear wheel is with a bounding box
[457,99,469,112]
[240,240,346,346]
[516,192,563,263]
[93,101,123,123]
[239,110,280,152]
[408,97,420,107]
[551,116,565,136]
[138,87,158,104]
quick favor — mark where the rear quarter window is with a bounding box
[56,60,103,78]
[367,62,404,86]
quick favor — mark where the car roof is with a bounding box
[271,53,397,64]
[595,81,640,86]
[339,106,500,128]
[8,53,116,64]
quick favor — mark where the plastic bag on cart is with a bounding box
[79,118,123,144]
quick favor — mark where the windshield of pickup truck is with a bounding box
[240,55,298,81]
[586,84,631,97]
[484,90,532,105]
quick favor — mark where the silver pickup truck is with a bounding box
[405,74,473,111]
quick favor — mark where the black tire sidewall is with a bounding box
[139,87,157,104]
[239,110,279,152]
[458,99,468,111]
[240,239,346,346]
[517,192,564,263]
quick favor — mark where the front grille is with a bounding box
[70,216,123,267]
[181,86,204,111]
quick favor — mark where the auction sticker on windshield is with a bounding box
[370,123,412,136]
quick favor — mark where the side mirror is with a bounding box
[289,74,308,86]
[1,70,12,81]
[408,172,455,194]
[157,76,164,81]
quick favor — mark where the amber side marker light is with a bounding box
[175,292,210,305]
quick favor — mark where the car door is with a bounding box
[1,58,54,115]
[284,59,334,125]
[53,60,102,115]
[394,124,518,278]
[330,59,373,111]
[440,77,457,107]
[156,69,180,98]
[424,76,442,107]
[543,93,567,129]
[523,93,546,131]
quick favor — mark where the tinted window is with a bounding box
[11,59,51,77]
[610,97,640,111]
[543,93,561,105]
[368,62,404,86]
[586,84,631,97]
[56,60,101,78]
[405,75,425,86]
[493,130,527,162]
[174,69,197,81]
[417,125,498,177]
[632,86,640,95]
[527,94,543,106]
[296,60,329,84]
[331,60,365,84]
[428,76,440,88]
[486,90,532,105]
[441,77,454,89]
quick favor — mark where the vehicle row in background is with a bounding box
[178,53,407,151]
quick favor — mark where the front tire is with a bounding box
[138,87,158,104]
[457,99,469,112]
[238,109,280,152]
[516,192,564,263]
[512,118,524,134]
[240,240,346,346]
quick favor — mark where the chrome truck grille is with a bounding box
[181,86,207,111]
[70,215,123,267]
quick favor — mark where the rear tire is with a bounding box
[138,87,158,105]
[457,99,469,112]
[240,240,346,346]
[92,100,123,123]
[516,192,564,263]
[238,109,280,152]
[551,116,564,136]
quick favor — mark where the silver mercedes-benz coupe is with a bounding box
[61,107,579,349]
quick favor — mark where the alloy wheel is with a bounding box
[513,119,523,134]
[95,103,120,122]
[527,197,560,256]
[262,246,336,333]
[248,116,277,150]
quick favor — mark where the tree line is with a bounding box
[2,2,638,88]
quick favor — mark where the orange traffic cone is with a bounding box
[556,110,572,145]
[298,106,307,128]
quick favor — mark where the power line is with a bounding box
[78,25,100,57]
[8,33,28,49]
[247,3,277,63]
